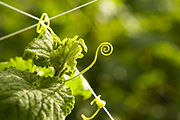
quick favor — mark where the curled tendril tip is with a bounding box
[98,42,113,56]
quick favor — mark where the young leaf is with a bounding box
[0,68,74,120]
[50,36,87,77]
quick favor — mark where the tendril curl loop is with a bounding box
[99,42,113,56]
[65,42,113,82]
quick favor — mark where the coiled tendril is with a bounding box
[65,42,113,82]
[99,42,113,56]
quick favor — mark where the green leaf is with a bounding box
[50,36,87,76]
[0,67,74,120]
[0,57,55,77]
[23,31,53,67]
[0,57,32,71]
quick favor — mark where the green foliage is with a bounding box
[0,67,74,120]
[0,57,55,77]
[0,57,32,71]
[0,29,92,120]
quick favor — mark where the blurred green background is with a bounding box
[1,0,180,120]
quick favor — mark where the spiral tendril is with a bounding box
[65,42,113,82]
[99,42,113,56]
